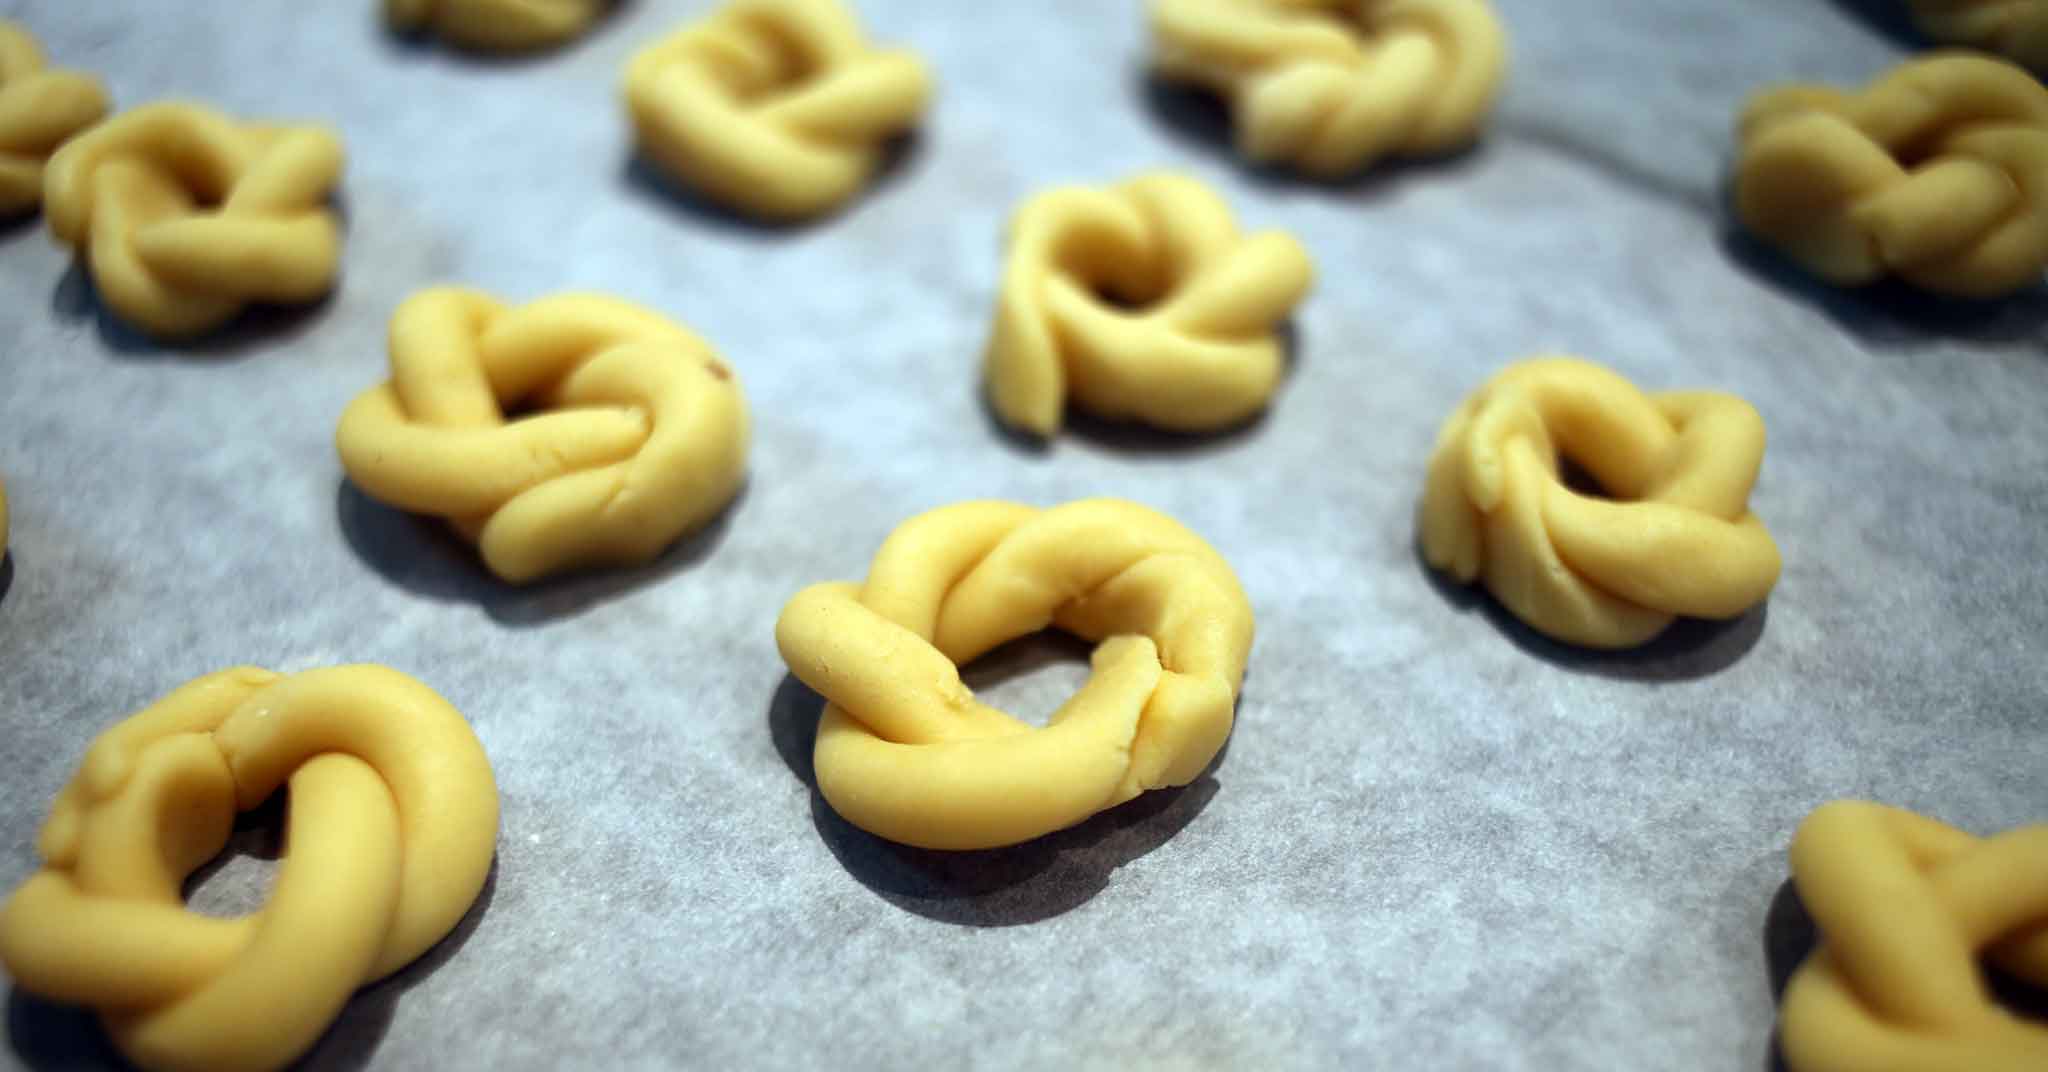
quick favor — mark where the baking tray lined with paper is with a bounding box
[2,1,2045,1068]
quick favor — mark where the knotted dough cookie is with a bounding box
[44,102,345,340]
[1909,0,2048,72]
[776,499,1254,850]
[385,0,608,52]
[337,287,750,585]
[1778,800,2048,1072]
[1148,0,1507,177]
[1734,53,2048,299]
[623,0,932,221]
[1419,357,1781,650]
[0,19,108,217]
[0,666,499,1072]
[984,172,1314,438]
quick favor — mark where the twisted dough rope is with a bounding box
[0,19,107,217]
[1909,0,2048,72]
[984,172,1315,438]
[1734,53,2048,299]
[776,499,1254,850]
[1419,357,1781,650]
[44,102,345,340]
[385,0,608,52]
[1778,801,2048,1072]
[623,0,932,221]
[337,287,750,585]
[0,666,499,1072]
[1148,0,1507,177]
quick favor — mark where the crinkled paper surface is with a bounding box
[2,0,2045,1068]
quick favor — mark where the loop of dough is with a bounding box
[1733,52,2048,299]
[336,287,752,585]
[984,171,1315,437]
[385,0,608,52]
[1778,801,2048,1072]
[775,498,1254,851]
[1908,0,2048,73]
[1419,356,1782,649]
[622,0,933,221]
[0,19,108,216]
[0,666,499,1072]
[1148,0,1508,177]
[42,101,345,340]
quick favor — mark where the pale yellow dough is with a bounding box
[44,102,345,340]
[336,287,751,585]
[0,20,108,217]
[1148,0,1507,177]
[775,499,1254,851]
[0,666,499,1072]
[1734,53,2048,299]
[623,0,932,221]
[385,0,607,52]
[1419,357,1781,650]
[984,172,1315,438]
[1778,801,2048,1072]
[1909,0,2048,72]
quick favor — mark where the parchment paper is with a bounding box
[3,1,2045,1068]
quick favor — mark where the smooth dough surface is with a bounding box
[385,0,607,52]
[0,666,499,1072]
[1419,356,1781,650]
[1733,52,2048,299]
[1909,0,2048,72]
[775,499,1254,850]
[1777,801,2048,1072]
[43,101,345,340]
[1148,0,1507,177]
[623,0,932,221]
[984,171,1314,437]
[336,287,751,585]
[0,19,108,217]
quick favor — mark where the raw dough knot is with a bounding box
[775,499,1254,850]
[385,0,607,52]
[1734,53,2048,299]
[0,19,107,217]
[0,666,499,1072]
[43,102,345,340]
[1908,0,2048,72]
[336,287,750,585]
[984,171,1314,437]
[1149,0,1507,176]
[1419,357,1781,650]
[623,0,932,220]
[1778,801,2048,1072]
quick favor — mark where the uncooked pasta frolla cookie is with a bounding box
[776,499,1253,851]
[1734,53,2048,300]
[0,19,108,218]
[1419,357,1781,650]
[984,172,1314,438]
[623,0,932,221]
[1148,0,1507,177]
[0,666,499,1072]
[385,0,609,52]
[336,287,750,585]
[44,102,345,341]
[1908,0,2048,72]
[1775,800,2048,1072]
